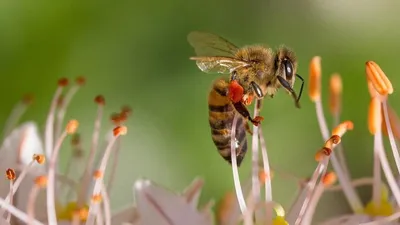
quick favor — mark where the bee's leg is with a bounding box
[245,122,253,135]
[233,102,264,126]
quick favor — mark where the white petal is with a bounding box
[0,122,44,166]
[133,179,212,225]
[0,122,45,202]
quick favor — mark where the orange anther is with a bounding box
[368,97,382,135]
[322,172,337,186]
[91,194,102,203]
[35,176,47,187]
[365,61,393,96]
[309,56,321,102]
[33,154,46,164]
[93,170,103,179]
[66,120,79,134]
[113,126,127,136]
[5,168,16,180]
[329,74,342,115]
[78,207,88,221]
[315,147,332,162]
[332,121,353,137]
[259,170,274,184]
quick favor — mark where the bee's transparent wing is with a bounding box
[187,31,239,57]
[190,56,249,74]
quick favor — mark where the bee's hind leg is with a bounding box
[245,122,253,135]
[233,101,264,126]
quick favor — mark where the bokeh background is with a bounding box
[1,0,400,223]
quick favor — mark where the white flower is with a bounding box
[0,77,133,225]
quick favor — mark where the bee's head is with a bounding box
[275,46,297,87]
[274,46,303,108]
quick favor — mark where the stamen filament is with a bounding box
[86,127,125,225]
[106,138,121,193]
[45,81,66,159]
[382,101,400,174]
[0,161,35,217]
[55,83,81,143]
[258,127,273,224]
[102,184,111,225]
[375,126,400,206]
[6,180,13,222]
[301,182,325,225]
[47,130,69,225]
[251,100,262,204]
[0,197,44,225]
[230,114,246,214]
[27,185,41,224]
[314,99,363,212]
[78,97,104,207]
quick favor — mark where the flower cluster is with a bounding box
[1,57,400,225]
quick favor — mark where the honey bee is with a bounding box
[188,31,304,166]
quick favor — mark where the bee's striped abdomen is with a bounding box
[208,78,248,166]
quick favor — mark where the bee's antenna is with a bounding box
[295,74,304,103]
[277,76,301,108]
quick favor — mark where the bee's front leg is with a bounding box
[233,101,264,126]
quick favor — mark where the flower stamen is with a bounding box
[47,119,79,225]
[77,95,105,208]
[55,77,85,142]
[85,126,127,225]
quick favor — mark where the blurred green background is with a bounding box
[1,0,400,223]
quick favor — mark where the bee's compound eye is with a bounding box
[283,59,294,80]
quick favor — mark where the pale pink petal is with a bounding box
[132,179,212,225]
[111,206,137,225]
[318,214,400,225]
[0,217,10,225]
[182,178,204,207]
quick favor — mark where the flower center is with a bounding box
[364,185,394,217]
[56,201,89,222]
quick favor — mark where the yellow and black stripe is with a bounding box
[208,77,248,166]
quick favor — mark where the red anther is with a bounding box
[75,76,86,86]
[71,133,81,146]
[22,94,35,105]
[94,95,105,105]
[228,80,244,103]
[6,168,16,180]
[251,116,264,126]
[113,126,127,136]
[58,78,69,87]
[121,105,132,116]
[110,113,121,125]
